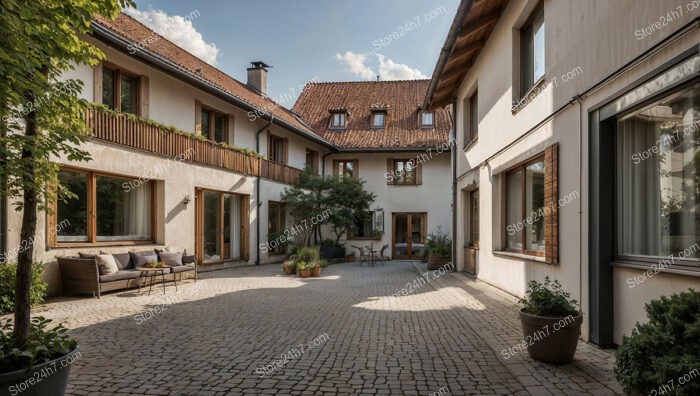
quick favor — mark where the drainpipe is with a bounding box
[450,100,457,271]
[574,94,584,316]
[255,116,274,265]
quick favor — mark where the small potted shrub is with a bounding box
[282,261,295,275]
[615,289,700,395]
[311,262,321,277]
[297,262,312,278]
[370,230,383,240]
[519,277,582,364]
[425,227,452,270]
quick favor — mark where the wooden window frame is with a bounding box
[371,111,387,129]
[504,155,546,257]
[47,166,155,248]
[419,111,435,129]
[103,64,140,116]
[268,134,288,164]
[201,107,229,144]
[392,159,418,185]
[519,3,545,97]
[329,112,347,129]
[470,189,479,248]
[334,159,357,178]
[195,188,249,264]
[268,201,286,255]
[467,90,478,145]
[305,148,319,174]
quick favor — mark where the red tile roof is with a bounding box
[292,80,451,150]
[92,13,322,142]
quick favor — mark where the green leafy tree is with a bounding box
[281,171,332,246]
[0,0,132,346]
[326,176,376,244]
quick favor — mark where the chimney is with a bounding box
[247,61,271,95]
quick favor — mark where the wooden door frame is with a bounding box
[195,188,249,264]
[391,212,428,260]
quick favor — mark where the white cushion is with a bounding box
[96,254,119,276]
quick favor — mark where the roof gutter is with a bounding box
[91,22,335,149]
[423,0,474,110]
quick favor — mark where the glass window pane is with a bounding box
[533,13,545,82]
[422,112,433,126]
[214,114,225,143]
[57,171,89,242]
[373,113,385,127]
[120,74,137,114]
[203,192,221,261]
[201,110,210,138]
[223,194,231,259]
[470,93,478,140]
[102,68,115,110]
[521,23,534,94]
[96,176,151,241]
[525,161,545,251]
[617,83,700,261]
[507,170,523,250]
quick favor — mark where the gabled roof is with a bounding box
[292,80,451,151]
[92,13,331,147]
[424,0,509,110]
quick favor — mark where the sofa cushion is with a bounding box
[159,252,183,266]
[99,270,140,283]
[129,251,157,267]
[96,254,119,276]
[170,263,195,273]
[78,252,96,259]
[182,255,196,264]
[132,254,158,268]
[101,251,131,270]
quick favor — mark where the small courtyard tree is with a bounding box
[0,0,132,346]
[326,176,376,244]
[280,170,332,246]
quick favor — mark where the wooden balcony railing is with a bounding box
[85,108,303,185]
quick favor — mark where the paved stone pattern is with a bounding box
[24,262,622,395]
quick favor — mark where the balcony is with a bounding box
[85,108,302,185]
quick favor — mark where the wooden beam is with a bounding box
[457,9,502,39]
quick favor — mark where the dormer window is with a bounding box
[330,111,347,129]
[420,111,434,128]
[371,111,387,129]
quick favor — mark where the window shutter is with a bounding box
[415,162,423,185]
[386,159,394,185]
[93,63,103,105]
[139,76,149,118]
[352,159,359,179]
[195,100,202,135]
[544,143,559,264]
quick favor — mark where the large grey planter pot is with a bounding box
[0,347,79,396]
[320,246,345,260]
[519,310,582,364]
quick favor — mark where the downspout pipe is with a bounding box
[450,100,457,271]
[255,117,274,265]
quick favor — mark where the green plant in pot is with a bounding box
[614,289,700,395]
[0,1,130,394]
[282,260,295,275]
[425,227,452,270]
[296,262,312,278]
[310,262,321,277]
[518,277,582,364]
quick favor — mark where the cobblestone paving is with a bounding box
[28,261,622,395]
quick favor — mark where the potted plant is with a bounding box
[615,289,700,395]
[425,227,452,270]
[297,262,312,278]
[518,277,582,364]
[310,262,321,277]
[282,260,295,275]
[319,239,345,260]
[370,230,383,240]
[345,253,355,262]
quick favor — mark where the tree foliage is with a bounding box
[0,0,132,346]
[326,176,375,244]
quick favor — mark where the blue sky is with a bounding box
[129,0,459,106]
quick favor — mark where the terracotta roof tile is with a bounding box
[92,13,321,140]
[292,80,451,150]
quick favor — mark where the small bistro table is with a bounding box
[135,265,172,295]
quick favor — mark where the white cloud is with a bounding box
[335,51,376,80]
[334,51,426,81]
[125,8,219,65]
[376,54,427,80]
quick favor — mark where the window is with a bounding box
[520,4,545,96]
[506,157,545,255]
[468,90,478,144]
[102,66,139,115]
[420,112,434,128]
[305,149,319,174]
[334,160,356,178]
[470,190,479,246]
[330,112,347,129]
[201,108,227,143]
[393,159,417,185]
[52,169,153,245]
[351,209,384,239]
[371,111,386,128]
[268,134,286,164]
[616,83,700,262]
[268,201,286,254]
[197,189,246,263]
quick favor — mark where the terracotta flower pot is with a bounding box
[312,267,321,277]
[283,266,294,275]
[300,270,311,278]
[519,309,583,364]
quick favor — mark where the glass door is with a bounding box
[393,213,426,260]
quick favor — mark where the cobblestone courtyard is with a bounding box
[34,261,622,395]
